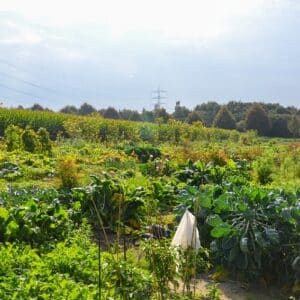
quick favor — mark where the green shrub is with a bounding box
[57,156,80,189]
[143,239,177,298]
[22,126,39,153]
[4,125,23,151]
[254,159,273,185]
[38,127,52,154]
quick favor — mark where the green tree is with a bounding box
[78,102,96,115]
[173,101,190,122]
[194,101,220,126]
[213,106,236,129]
[119,109,141,121]
[186,111,202,124]
[141,109,154,122]
[30,103,45,111]
[269,115,292,138]
[22,127,39,153]
[154,108,169,123]
[103,107,120,119]
[245,103,271,136]
[60,105,78,114]
[288,114,300,138]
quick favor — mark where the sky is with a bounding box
[0,0,299,111]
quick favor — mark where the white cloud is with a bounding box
[19,32,42,44]
[0,0,290,42]
[0,19,42,45]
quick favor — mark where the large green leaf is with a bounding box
[206,215,223,227]
[0,207,9,222]
[200,197,212,209]
[211,223,232,238]
[214,196,230,212]
[237,202,247,212]
[5,221,19,237]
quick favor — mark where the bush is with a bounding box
[4,125,23,151]
[22,126,39,153]
[57,156,80,189]
[38,127,52,154]
[254,159,273,185]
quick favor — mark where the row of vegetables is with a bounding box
[0,160,299,287]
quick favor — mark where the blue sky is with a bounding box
[0,0,299,111]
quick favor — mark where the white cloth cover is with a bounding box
[171,210,200,252]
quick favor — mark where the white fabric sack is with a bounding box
[171,210,200,252]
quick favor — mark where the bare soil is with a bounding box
[191,275,290,300]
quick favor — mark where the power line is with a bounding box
[0,59,107,100]
[0,59,82,98]
[0,71,62,96]
[152,86,167,110]
[0,82,45,101]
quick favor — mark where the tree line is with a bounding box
[17,100,300,137]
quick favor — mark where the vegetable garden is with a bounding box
[0,108,299,299]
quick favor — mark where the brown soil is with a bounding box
[190,275,289,300]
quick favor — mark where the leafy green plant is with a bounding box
[143,239,178,299]
[254,158,274,185]
[38,127,52,154]
[4,124,23,151]
[57,156,80,189]
[201,185,299,283]
[22,126,39,153]
[203,283,221,300]
[102,255,154,299]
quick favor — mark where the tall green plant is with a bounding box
[4,125,23,151]
[143,239,178,299]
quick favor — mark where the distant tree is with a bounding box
[173,101,190,122]
[186,111,203,124]
[60,105,78,114]
[269,115,292,138]
[288,114,300,137]
[213,106,236,129]
[194,101,220,126]
[78,102,96,115]
[120,109,132,120]
[30,103,45,111]
[103,107,120,119]
[236,120,246,132]
[275,105,290,114]
[141,109,154,123]
[119,109,141,121]
[154,108,169,123]
[17,105,24,110]
[246,103,271,136]
[226,101,252,122]
[130,111,142,121]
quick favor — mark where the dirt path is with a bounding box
[190,275,287,300]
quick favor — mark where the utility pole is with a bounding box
[152,86,167,110]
